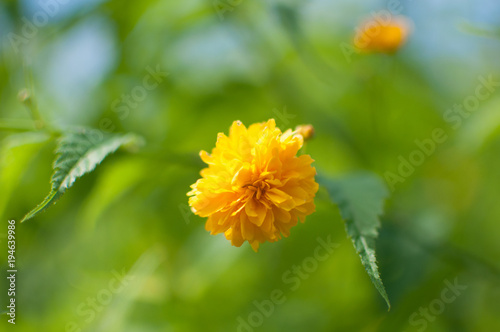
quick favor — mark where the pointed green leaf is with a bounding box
[21,129,144,223]
[319,172,391,309]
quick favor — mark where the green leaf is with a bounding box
[21,129,144,223]
[319,172,391,309]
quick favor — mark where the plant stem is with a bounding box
[0,119,37,132]
[0,119,62,138]
[18,88,45,129]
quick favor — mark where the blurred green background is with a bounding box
[1,0,500,331]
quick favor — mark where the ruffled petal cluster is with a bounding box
[187,119,319,251]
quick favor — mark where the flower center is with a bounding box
[243,179,271,200]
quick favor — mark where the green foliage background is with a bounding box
[1,0,500,331]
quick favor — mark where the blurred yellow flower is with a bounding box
[295,124,315,141]
[187,119,319,251]
[354,14,411,53]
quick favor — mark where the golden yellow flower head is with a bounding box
[354,14,411,53]
[187,119,319,251]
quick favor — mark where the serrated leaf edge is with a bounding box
[21,132,141,223]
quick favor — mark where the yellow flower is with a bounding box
[187,119,319,251]
[295,124,315,141]
[354,15,411,53]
